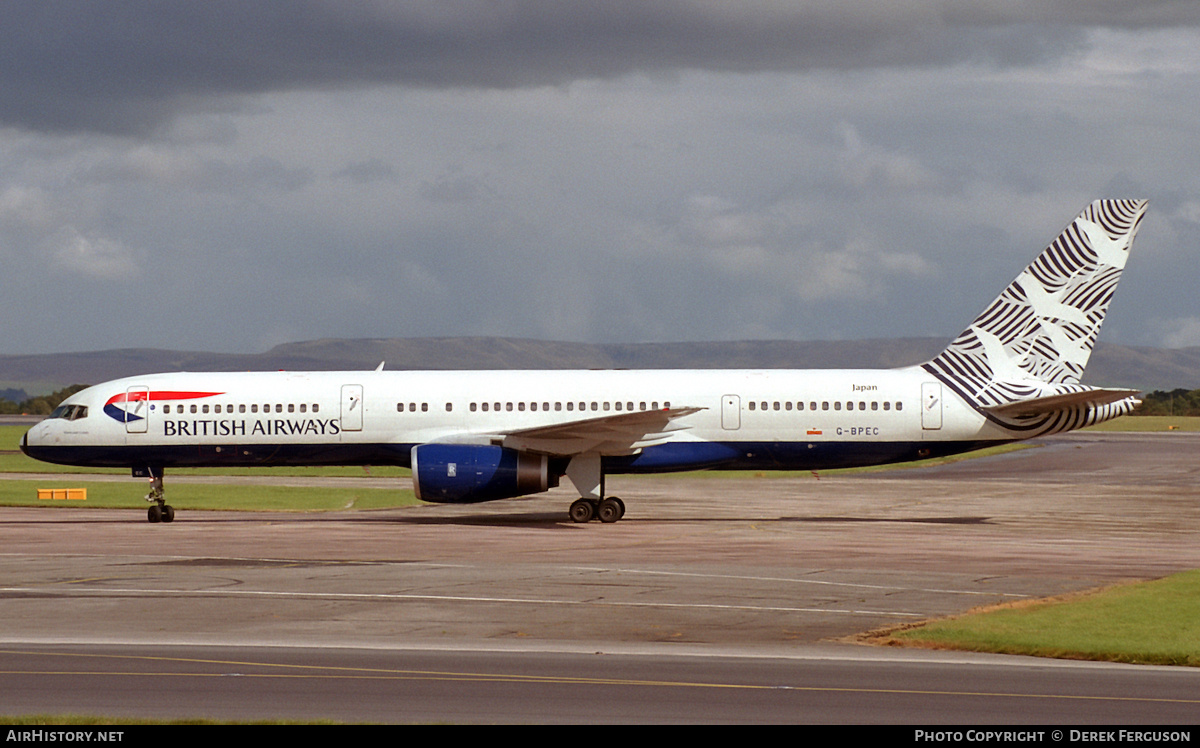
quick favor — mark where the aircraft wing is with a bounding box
[983,388,1140,418]
[497,406,705,456]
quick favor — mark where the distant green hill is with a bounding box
[0,337,1196,393]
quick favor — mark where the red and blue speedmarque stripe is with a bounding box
[103,390,225,423]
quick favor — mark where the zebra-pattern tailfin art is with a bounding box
[923,199,1148,423]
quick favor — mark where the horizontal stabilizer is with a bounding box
[984,388,1139,418]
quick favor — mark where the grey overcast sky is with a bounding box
[2,1,1200,355]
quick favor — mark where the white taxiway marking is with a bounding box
[1,586,925,618]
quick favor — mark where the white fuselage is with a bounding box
[18,200,1149,522]
[22,366,1009,474]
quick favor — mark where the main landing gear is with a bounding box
[569,496,626,524]
[144,470,175,524]
[564,453,626,523]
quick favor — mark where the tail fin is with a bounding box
[923,199,1147,411]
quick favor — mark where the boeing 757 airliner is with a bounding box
[22,199,1148,524]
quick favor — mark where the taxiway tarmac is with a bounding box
[2,431,1198,722]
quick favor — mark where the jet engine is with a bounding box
[410,443,557,503]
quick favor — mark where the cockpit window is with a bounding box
[49,404,89,421]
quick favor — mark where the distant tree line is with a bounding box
[0,384,89,415]
[1133,389,1200,417]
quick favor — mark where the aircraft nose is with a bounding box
[20,421,51,457]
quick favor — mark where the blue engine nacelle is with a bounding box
[410,443,558,503]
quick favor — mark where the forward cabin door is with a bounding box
[921,382,942,430]
[721,395,741,430]
[341,384,363,432]
[125,386,149,434]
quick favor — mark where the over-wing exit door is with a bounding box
[722,395,740,430]
[341,384,363,432]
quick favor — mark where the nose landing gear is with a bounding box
[143,469,175,524]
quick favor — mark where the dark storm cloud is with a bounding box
[3,1,1194,136]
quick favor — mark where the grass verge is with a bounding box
[1083,415,1200,432]
[0,478,418,512]
[873,570,1200,667]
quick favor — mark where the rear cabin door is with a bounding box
[921,382,942,430]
